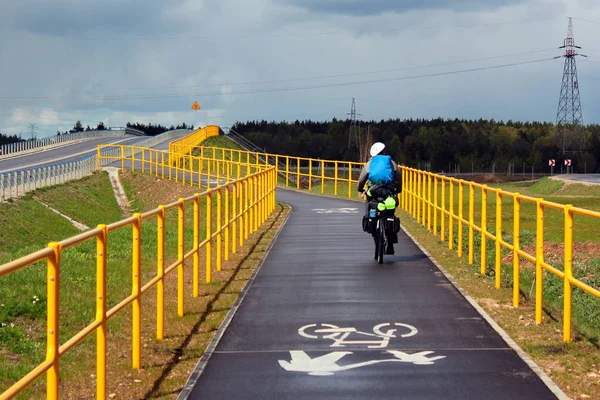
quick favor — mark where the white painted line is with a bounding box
[399,224,569,400]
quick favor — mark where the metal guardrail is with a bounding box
[0,130,131,159]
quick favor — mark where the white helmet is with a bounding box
[370,142,385,157]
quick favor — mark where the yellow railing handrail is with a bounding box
[0,142,276,399]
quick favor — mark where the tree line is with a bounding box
[0,121,195,143]
[231,118,600,173]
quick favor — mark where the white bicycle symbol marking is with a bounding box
[298,323,418,349]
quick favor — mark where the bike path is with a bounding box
[181,189,565,400]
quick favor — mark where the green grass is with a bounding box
[0,172,127,394]
[33,171,123,227]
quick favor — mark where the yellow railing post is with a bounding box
[157,206,165,339]
[96,146,101,170]
[193,195,200,297]
[416,172,421,222]
[513,193,521,307]
[458,181,464,257]
[216,188,223,272]
[47,242,61,400]
[563,205,574,343]
[480,185,488,274]
[334,161,339,196]
[286,157,289,187]
[232,183,238,255]
[427,173,432,231]
[495,192,503,289]
[225,185,230,262]
[206,191,213,283]
[422,172,427,226]
[96,225,107,400]
[321,160,325,194]
[296,158,300,190]
[254,175,260,228]
[309,160,313,192]
[433,175,438,236]
[161,152,165,180]
[441,178,446,242]
[535,199,544,324]
[132,213,142,369]
[449,179,454,250]
[178,199,185,315]
[121,145,125,171]
[468,182,475,265]
[142,149,145,173]
[241,180,247,245]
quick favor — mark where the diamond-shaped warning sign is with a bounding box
[191,101,201,110]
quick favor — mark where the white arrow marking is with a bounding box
[278,350,446,376]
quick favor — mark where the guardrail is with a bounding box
[0,145,276,399]
[190,143,600,344]
[0,130,129,159]
[168,125,220,165]
[0,129,193,201]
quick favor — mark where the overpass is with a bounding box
[2,127,597,399]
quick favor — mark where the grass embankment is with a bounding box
[283,175,600,399]
[0,168,289,399]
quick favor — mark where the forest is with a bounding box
[231,118,600,173]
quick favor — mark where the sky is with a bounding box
[0,0,599,138]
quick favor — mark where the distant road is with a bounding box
[0,136,143,173]
[553,174,600,185]
[0,131,192,174]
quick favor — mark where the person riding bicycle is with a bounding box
[357,142,402,255]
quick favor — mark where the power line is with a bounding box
[0,57,558,101]
[50,47,556,94]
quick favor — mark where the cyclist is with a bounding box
[357,142,402,255]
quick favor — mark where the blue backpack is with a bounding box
[369,155,393,184]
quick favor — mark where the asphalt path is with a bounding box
[179,189,566,400]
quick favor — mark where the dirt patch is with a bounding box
[502,241,600,269]
[119,170,205,210]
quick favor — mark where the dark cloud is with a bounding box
[286,0,525,16]
[1,0,183,37]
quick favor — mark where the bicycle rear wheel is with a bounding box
[377,220,385,264]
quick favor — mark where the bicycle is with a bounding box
[361,187,400,264]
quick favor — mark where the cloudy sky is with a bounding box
[1,0,599,138]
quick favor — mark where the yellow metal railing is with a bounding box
[190,144,600,344]
[401,168,600,344]
[168,125,220,166]
[0,145,276,399]
[172,145,366,197]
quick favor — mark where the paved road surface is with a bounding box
[180,189,565,400]
[0,136,144,173]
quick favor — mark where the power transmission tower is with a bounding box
[555,17,586,154]
[347,98,361,149]
[28,123,39,140]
